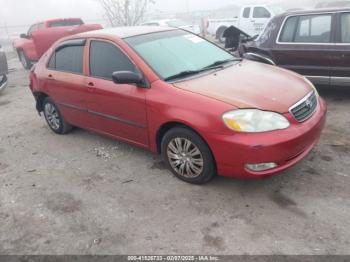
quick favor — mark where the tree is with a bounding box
[97,0,155,27]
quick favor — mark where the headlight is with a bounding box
[222,109,290,133]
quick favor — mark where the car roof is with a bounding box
[283,7,350,16]
[36,18,83,24]
[77,26,177,39]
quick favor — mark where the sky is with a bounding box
[0,0,337,34]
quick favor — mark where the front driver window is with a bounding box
[89,40,137,80]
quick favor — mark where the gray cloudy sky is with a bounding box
[0,0,332,29]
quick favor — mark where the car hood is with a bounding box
[173,60,313,113]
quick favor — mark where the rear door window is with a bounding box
[295,14,332,43]
[340,13,350,43]
[89,40,136,80]
[279,14,332,43]
[48,45,84,74]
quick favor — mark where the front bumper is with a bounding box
[203,98,327,179]
[0,75,8,93]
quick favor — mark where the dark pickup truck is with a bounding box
[237,8,350,87]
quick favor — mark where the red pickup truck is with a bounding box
[14,18,102,69]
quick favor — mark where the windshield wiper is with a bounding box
[164,70,204,82]
[202,58,242,70]
[164,58,242,82]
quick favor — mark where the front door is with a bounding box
[86,39,149,147]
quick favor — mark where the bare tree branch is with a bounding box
[97,0,155,26]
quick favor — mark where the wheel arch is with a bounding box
[33,91,49,113]
[155,121,217,170]
[216,26,228,39]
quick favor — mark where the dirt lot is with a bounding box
[0,55,350,255]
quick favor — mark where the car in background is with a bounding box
[239,8,350,87]
[14,18,103,69]
[0,46,8,93]
[141,19,201,35]
[29,27,326,184]
[207,4,285,43]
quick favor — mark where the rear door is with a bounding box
[46,39,91,128]
[330,12,350,86]
[272,13,335,85]
[85,39,149,147]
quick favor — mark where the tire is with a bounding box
[161,127,216,184]
[43,97,72,135]
[216,26,227,44]
[18,50,32,70]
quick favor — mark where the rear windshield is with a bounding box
[48,20,83,28]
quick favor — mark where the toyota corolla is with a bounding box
[29,27,327,184]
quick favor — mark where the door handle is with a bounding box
[87,82,94,87]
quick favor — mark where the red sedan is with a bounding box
[29,27,327,184]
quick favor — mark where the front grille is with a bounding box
[290,91,318,122]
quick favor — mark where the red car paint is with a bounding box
[14,18,102,62]
[30,27,327,179]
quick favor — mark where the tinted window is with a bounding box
[295,15,332,43]
[89,41,136,80]
[243,8,251,18]
[49,46,84,74]
[279,16,298,42]
[49,20,83,28]
[253,7,271,18]
[341,13,350,43]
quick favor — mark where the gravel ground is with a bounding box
[0,56,350,255]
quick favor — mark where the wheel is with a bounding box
[217,27,227,44]
[161,127,216,184]
[18,50,32,70]
[43,97,72,135]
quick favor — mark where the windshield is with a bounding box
[125,30,234,80]
[166,20,188,27]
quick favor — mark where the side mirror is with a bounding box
[20,33,28,39]
[112,71,145,86]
